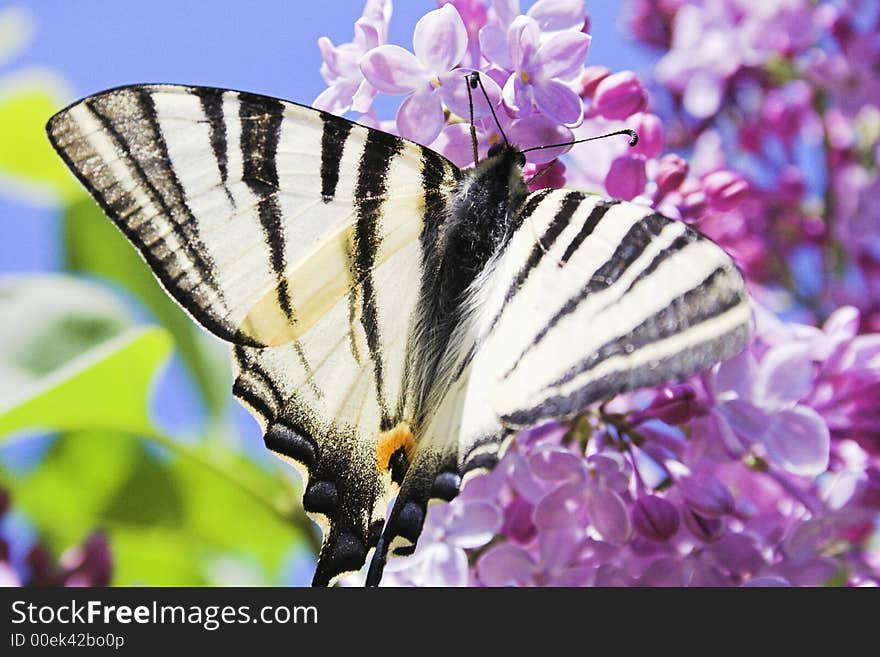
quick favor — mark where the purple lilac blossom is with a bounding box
[322,0,880,586]
[313,0,392,115]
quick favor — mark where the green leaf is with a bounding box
[0,431,307,585]
[63,197,230,419]
[0,274,173,438]
[0,327,171,437]
[0,75,81,200]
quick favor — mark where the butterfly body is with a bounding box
[410,145,527,425]
[47,84,750,586]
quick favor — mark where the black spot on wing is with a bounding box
[264,423,317,469]
[389,447,409,486]
[389,501,424,544]
[430,471,461,502]
[314,532,368,586]
[303,480,339,516]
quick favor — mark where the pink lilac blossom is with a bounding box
[313,0,392,115]
[321,0,880,586]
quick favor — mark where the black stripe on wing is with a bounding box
[486,189,578,335]
[548,266,742,391]
[46,88,259,346]
[192,86,233,199]
[351,130,403,431]
[320,115,352,203]
[239,92,295,322]
[504,212,671,377]
[559,198,618,263]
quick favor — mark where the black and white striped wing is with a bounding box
[46,84,460,585]
[369,190,750,573]
[471,189,751,430]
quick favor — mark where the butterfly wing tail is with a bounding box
[365,442,462,586]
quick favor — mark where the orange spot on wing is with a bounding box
[376,423,416,472]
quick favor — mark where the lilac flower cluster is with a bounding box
[0,488,112,586]
[320,1,880,586]
[627,0,880,327]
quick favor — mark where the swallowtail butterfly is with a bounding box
[46,82,750,586]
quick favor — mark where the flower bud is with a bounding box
[654,154,689,202]
[580,66,611,99]
[629,113,664,159]
[632,495,680,541]
[681,473,735,518]
[857,467,880,509]
[703,170,748,212]
[642,383,699,426]
[60,532,112,587]
[605,153,647,201]
[501,498,537,544]
[592,71,648,120]
[683,509,724,542]
[677,183,707,220]
[737,120,763,153]
[777,166,805,204]
[26,545,59,586]
[743,576,791,587]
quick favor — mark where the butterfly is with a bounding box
[46,81,750,586]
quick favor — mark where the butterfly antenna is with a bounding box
[469,71,509,146]
[465,73,479,166]
[519,128,638,155]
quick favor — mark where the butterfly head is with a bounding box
[487,141,526,167]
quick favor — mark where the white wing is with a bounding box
[475,189,750,427]
[47,84,461,585]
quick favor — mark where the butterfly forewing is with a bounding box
[46,84,461,585]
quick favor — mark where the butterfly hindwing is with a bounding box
[46,84,462,585]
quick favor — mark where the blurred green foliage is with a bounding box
[0,69,316,585]
[63,197,231,419]
[0,85,81,201]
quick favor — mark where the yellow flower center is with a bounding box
[521,70,530,84]
[488,132,501,145]
[430,75,442,89]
